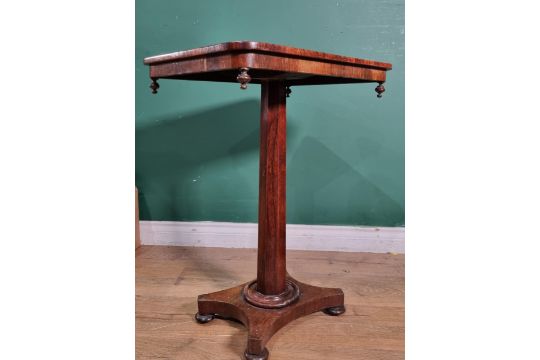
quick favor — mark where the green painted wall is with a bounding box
[136,0,404,226]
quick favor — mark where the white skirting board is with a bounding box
[140,221,404,254]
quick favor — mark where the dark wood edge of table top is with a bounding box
[143,41,392,70]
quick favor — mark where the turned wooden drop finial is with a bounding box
[237,67,251,89]
[150,78,160,94]
[285,86,291,97]
[375,82,385,98]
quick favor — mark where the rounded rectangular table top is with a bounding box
[144,41,392,86]
[144,41,392,69]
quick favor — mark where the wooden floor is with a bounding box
[136,246,404,360]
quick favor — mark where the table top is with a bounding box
[144,41,392,86]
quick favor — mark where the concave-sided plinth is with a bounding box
[195,81,345,360]
[197,276,345,359]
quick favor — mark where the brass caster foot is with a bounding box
[195,312,215,324]
[323,305,346,316]
[244,348,269,360]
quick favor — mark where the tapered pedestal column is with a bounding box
[196,81,345,360]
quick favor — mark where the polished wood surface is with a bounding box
[143,42,393,359]
[257,81,287,296]
[144,41,392,69]
[144,41,391,87]
[136,246,404,360]
[198,275,343,356]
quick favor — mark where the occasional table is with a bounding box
[144,41,392,360]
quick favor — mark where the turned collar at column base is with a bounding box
[243,279,300,309]
[244,348,269,360]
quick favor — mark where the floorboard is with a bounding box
[136,246,404,360]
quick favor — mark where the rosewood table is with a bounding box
[144,41,392,360]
